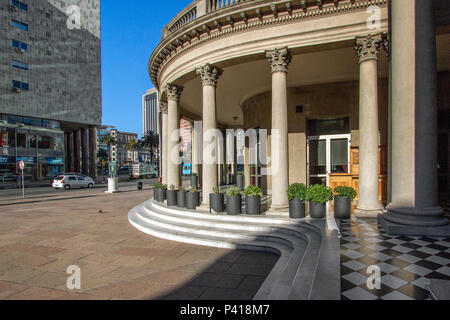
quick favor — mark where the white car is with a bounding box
[52,174,95,190]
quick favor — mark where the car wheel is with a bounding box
[88,183,94,188]
[64,185,71,190]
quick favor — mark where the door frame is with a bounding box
[307,134,351,187]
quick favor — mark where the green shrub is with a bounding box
[153,182,167,189]
[189,187,197,193]
[179,186,185,192]
[212,186,220,194]
[305,184,333,204]
[243,185,263,197]
[226,186,241,197]
[169,184,177,191]
[287,183,307,201]
[236,171,244,175]
[191,173,198,176]
[334,186,357,201]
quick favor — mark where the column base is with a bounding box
[378,206,450,237]
[354,207,385,219]
[267,205,289,217]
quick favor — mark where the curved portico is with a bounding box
[153,0,450,236]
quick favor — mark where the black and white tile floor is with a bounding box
[339,202,450,300]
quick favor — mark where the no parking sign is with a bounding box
[19,160,25,198]
[19,160,25,170]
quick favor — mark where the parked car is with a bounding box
[52,174,95,190]
[0,173,19,183]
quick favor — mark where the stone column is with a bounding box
[266,47,291,213]
[379,0,449,236]
[161,102,168,185]
[89,128,97,179]
[354,34,384,218]
[165,84,183,189]
[191,121,199,176]
[68,132,75,172]
[196,64,222,206]
[82,128,90,176]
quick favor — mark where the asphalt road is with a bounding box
[0,179,159,200]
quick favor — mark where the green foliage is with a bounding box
[287,183,307,201]
[305,184,334,204]
[236,171,244,175]
[243,185,263,197]
[169,184,177,191]
[189,187,197,193]
[179,186,185,192]
[191,173,198,176]
[334,186,357,201]
[226,186,241,197]
[212,186,220,194]
[153,182,167,189]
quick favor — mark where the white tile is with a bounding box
[386,238,406,245]
[411,277,430,290]
[417,247,440,255]
[342,287,378,300]
[343,260,367,271]
[436,266,450,277]
[343,243,362,250]
[344,250,364,260]
[381,291,414,300]
[368,252,392,262]
[365,238,384,244]
[375,262,399,274]
[404,264,433,276]
[434,240,450,248]
[381,274,408,289]
[343,272,369,286]
[367,244,388,252]
[410,240,432,246]
[425,255,450,266]
[397,254,422,264]
[391,245,414,253]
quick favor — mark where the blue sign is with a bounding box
[0,156,10,164]
[183,163,192,175]
[17,156,36,163]
[39,157,64,165]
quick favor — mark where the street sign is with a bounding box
[19,160,25,170]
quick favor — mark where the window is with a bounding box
[11,20,28,31]
[77,177,85,181]
[10,0,28,11]
[69,176,77,181]
[12,60,29,70]
[22,117,41,127]
[12,80,29,91]
[11,40,28,51]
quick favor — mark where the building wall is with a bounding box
[0,0,101,126]
[241,79,390,193]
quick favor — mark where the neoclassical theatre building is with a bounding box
[149,0,450,236]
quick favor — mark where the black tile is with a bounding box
[380,249,404,258]
[390,269,421,283]
[356,256,380,266]
[420,237,440,243]
[341,265,355,276]
[426,243,448,251]
[361,282,396,298]
[407,250,431,259]
[378,242,397,249]
[341,278,358,292]
[425,271,450,280]
[397,236,416,242]
[402,242,422,250]
[435,251,450,260]
[355,247,377,256]
[416,259,444,271]
[384,258,413,270]
[340,254,353,264]
[397,283,431,300]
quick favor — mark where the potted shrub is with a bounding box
[210,186,224,213]
[190,173,198,189]
[243,185,263,215]
[186,187,199,210]
[167,185,178,207]
[236,172,245,191]
[153,182,167,202]
[287,183,307,219]
[226,186,241,215]
[334,186,357,219]
[305,184,333,219]
[177,186,187,208]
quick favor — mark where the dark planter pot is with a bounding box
[309,202,326,219]
[190,175,198,189]
[177,191,187,208]
[167,190,178,207]
[334,196,351,219]
[289,199,306,219]
[245,196,261,215]
[227,194,242,215]
[154,188,166,202]
[210,193,224,213]
[236,175,245,191]
[186,192,199,210]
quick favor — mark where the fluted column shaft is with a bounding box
[354,34,384,217]
[165,84,183,189]
[161,102,168,185]
[266,47,291,213]
[197,64,222,206]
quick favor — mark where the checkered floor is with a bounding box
[339,212,450,300]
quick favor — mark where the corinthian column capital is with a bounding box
[164,83,183,102]
[266,47,291,73]
[160,101,168,114]
[196,63,223,87]
[355,33,384,64]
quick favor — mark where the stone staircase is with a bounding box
[128,200,340,300]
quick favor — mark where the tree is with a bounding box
[142,130,160,165]
[102,134,116,163]
[124,138,138,163]
[97,148,108,161]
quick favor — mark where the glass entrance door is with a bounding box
[307,134,351,186]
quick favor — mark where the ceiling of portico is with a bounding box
[179,33,450,127]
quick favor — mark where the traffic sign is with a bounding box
[19,160,25,170]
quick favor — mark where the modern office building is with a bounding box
[148,0,449,236]
[142,88,159,136]
[0,0,101,182]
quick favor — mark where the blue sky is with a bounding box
[101,0,190,137]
